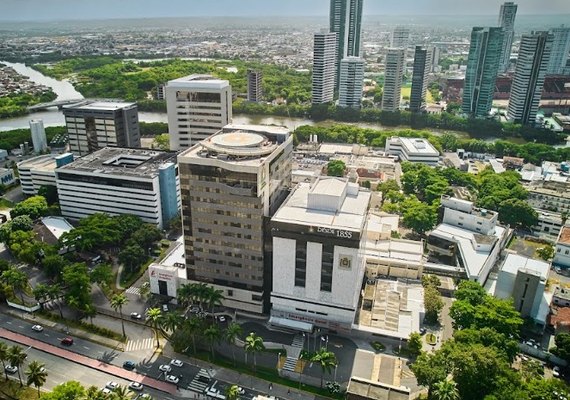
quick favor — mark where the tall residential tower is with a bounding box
[547,26,570,75]
[507,31,553,125]
[247,69,263,102]
[338,57,365,108]
[409,46,432,113]
[166,75,232,151]
[330,0,364,89]
[381,48,405,112]
[462,27,504,118]
[498,2,518,72]
[312,32,338,104]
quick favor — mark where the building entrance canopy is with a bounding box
[269,316,313,333]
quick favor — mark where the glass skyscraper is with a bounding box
[498,2,518,72]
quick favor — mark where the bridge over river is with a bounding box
[27,98,85,112]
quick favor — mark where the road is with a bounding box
[0,313,268,400]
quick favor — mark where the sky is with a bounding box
[3,0,570,21]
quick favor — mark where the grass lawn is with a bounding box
[0,378,39,400]
[400,86,434,103]
[426,333,437,346]
[0,198,14,209]
[508,237,544,259]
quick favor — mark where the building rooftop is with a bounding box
[501,253,550,281]
[388,137,439,156]
[178,124,290,167]
[167,74,230,90]
[57,147,177,178]
[17,154,57,172]
[430,223,506,280]
[62,100,136,111]
[272,178,371,233]
[555,286,570,301]
[365,239,424,264]
[559,226,570,246]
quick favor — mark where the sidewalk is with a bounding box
[161,344,320,400]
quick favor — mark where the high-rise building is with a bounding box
[166,75,232,151]
[312,32,338,104]
[462,27,504,118]
[547,26,570,75]
[498,2,518,72]
[247,69,263,102]
[178,124,293,314]
[507,31,553,125]
[430,46,441,72]
[381,48,405,112]
[56,148,179,229]
[330,0,364,89]
[391,26,410,51]
[63,101,140,157]
[29,119,47,153]
[338,57,365,108]
[410,46,433,113]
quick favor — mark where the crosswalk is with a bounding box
[187,368,211,393]
[125,286,141,296]
[43,299,63,311]
[125,338,155,352]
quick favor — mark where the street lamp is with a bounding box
[321,335,329,351]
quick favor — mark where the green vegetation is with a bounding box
[426,333,437,346]
[0,91,56,119]
[422,274,444,324]
[370,341,386,352]
[0,126,66,152]
[408,332,424,358]
[326,160,346,177]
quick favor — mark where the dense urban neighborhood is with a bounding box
[1,1,570,400]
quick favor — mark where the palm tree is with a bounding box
[206,287,224,316]
[432,379,460,400]
[244,332,265,371]
[203,325,222,360]
[311,348,337,388]
[83,304,97,325]
[0,342,9,380]
[225,384,241,400]
[1,267,28,305]
[146,307,163,348]
[110,293,129,338]
[225,322,243,366]
[25,360,47,396]
[47,284,64,319]
[161,312,184,338]
[184,316,203,354]
[112,385,133,400]
[32,283,49,309]
[8,345,27,386]
[177,283,195,309]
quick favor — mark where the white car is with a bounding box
[165,374,180,384]
[159,364,172,373]
[31,324,44,332]
[105,381,119,390]
[237,387,246,395]
[553,366,561,377]
[170,359,184,367]
[218,316,226,323]
[101,388,112,395]
[5,365,17,374]
[128,382,144,391]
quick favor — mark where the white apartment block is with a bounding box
[532,210,566,242]
[166,75,232,151]
[270,178,371,333]
[440,195,498,235]
[385,137,440,165]
[527,179,570,214]
[55,148,180,229]
[17,153,74,195]
[312,32,337,104]
[554,226,570,268]
[338,56,365,108]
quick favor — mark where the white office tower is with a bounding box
[166,75,232,151]
[381,48,405,112]
[312,32,338,104]
[547,26,570,75]
[338,57,365,108]
[498,2,518,72]
[430,46,441,72]
[507,31,553,125]
[391,26,410,51]
[29,119,47,153]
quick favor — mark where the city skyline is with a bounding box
[3,0,570,21]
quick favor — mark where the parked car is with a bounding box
[237,387,245,395]
[130,312,142,320]
[419,328,427,335]
[170,359,184,367]
[105,381,119,390]
[128,382,144,391]
[136,395,153,400]
[159,364,172,373]
[165,375,180,384]
[123,360,136,371]
[101,388,112,395]
[553,366,561,377]
[162,304,169,312]
[218,316,226,323]
[5,365,17,374]
[31,324,44,332]
[61,337,73,346]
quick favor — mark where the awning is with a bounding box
[269,316,313,333]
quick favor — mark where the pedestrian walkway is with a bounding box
[125,286,141,296]
[186,368,211,393]
[125,337,155,352]
[0,328,177,395]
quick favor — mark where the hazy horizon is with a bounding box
[3,0,570,21]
